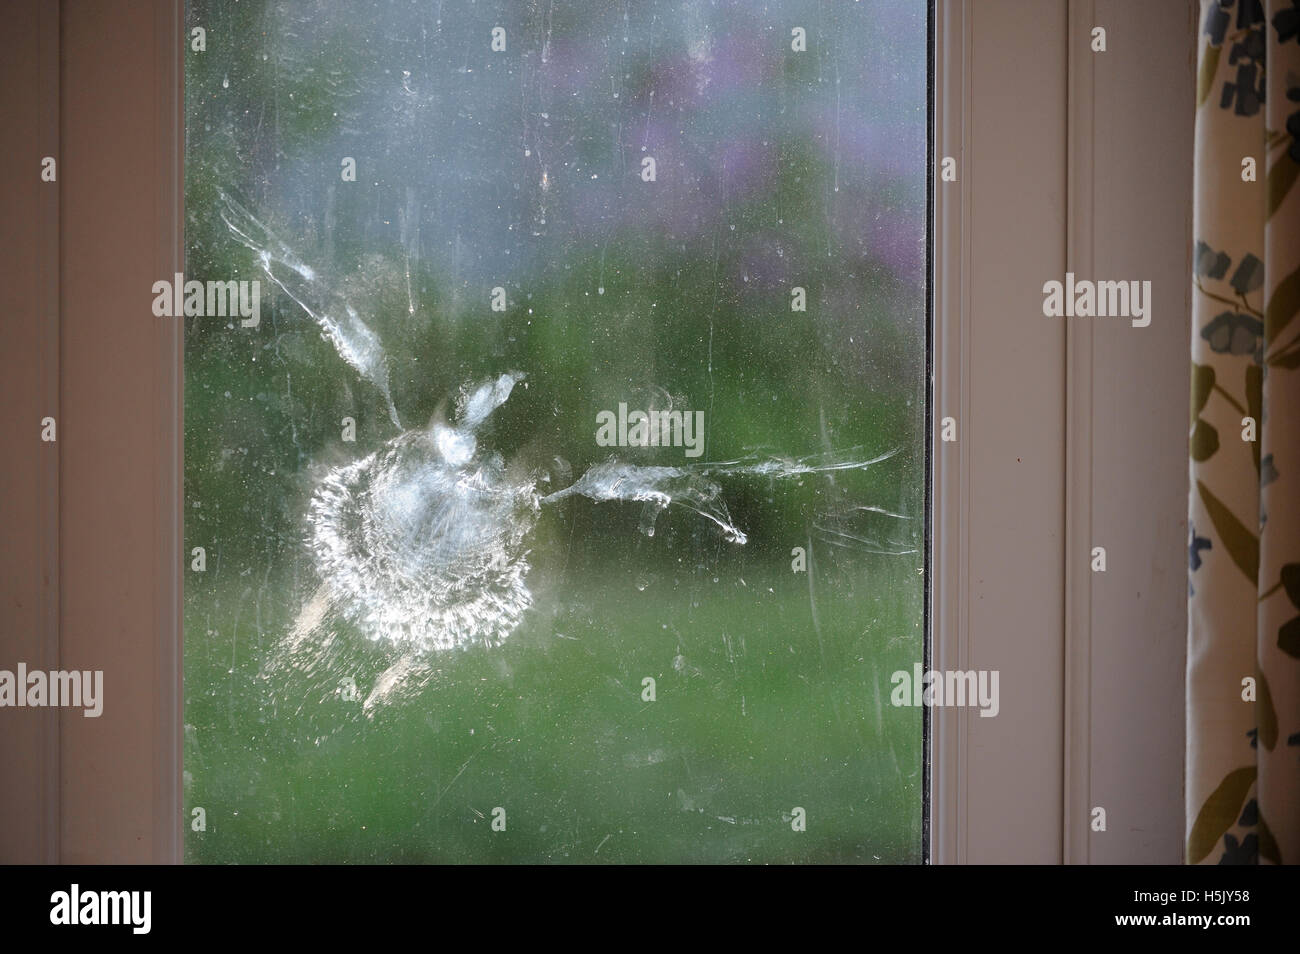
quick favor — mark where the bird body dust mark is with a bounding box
[220,196,902,684]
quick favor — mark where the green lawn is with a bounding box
[184,514,922,863]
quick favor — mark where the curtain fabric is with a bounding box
[1188,0,1300,865]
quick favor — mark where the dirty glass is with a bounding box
[184,0,928,863]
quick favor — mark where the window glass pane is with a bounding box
[184,0,928,863]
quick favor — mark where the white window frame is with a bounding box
[1,0,1193,864]
[930,0,1194,863]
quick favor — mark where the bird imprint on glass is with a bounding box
[219,193,905,665]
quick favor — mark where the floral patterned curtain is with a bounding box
[1188,0,1300,865]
